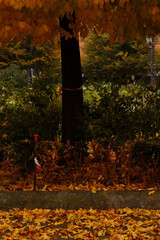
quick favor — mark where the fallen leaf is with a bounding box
[148,191,155,195]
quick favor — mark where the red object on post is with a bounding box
[33,134,39,191]
[34,157,42,171]
[34,134,39,141]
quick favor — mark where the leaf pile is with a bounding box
[0,208,160,239]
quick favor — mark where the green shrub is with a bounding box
[82,83,160,149]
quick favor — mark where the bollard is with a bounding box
[33,134,39,191]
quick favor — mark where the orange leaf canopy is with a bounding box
[0,0,160,44]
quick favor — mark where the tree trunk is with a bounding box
[59,15,83,145]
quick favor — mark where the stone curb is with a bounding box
[0,190,160,210]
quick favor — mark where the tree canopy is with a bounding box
[0,0,160,44]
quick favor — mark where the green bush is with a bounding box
[0,64,28,88]
[82,83,160,148]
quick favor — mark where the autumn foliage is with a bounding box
[0,0,160,45]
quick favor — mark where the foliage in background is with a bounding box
[81,31,150,87]
[0,37,61,83]
[0,64,28,88]
[82,83,160,148]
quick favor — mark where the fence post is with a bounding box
[33,135,39,191]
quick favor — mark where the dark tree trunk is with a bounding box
[59,15,83,145]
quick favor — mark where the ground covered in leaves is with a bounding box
[0,140,160,192]
[0,208,160,239]
[0,158,159,192]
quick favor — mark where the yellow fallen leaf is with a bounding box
[69,184,74,190]
[148,191,155,195]
[41,185,47,191]
[91,189,96,193]
[54,221,65,225]
[148,187,155,190]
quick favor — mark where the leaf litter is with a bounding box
[0,208,160,239]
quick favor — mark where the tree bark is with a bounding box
[59,15,83,145]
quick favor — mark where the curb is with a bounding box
[0,190,160,210]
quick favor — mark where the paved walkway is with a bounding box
[0,190,160,210]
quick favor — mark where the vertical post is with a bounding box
[149,45,152,74]
[150,38,157,88]
[152,38,157,87]
[33,134,39,191]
